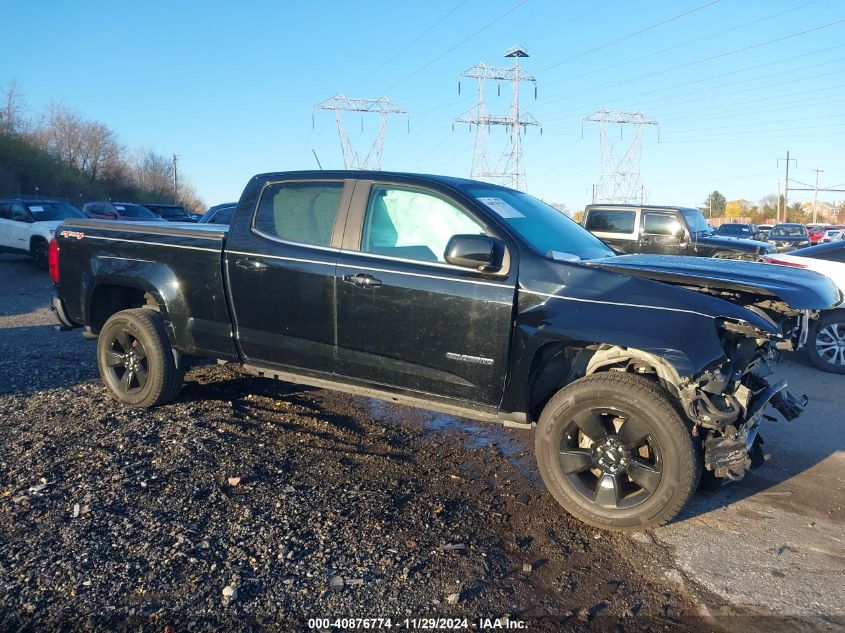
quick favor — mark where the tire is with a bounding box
[806,311,845,374]
[535,372,700,530]
[97,308,184,407]
[31,240,48,269]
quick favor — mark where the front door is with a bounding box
[8,203,32,252]
[335,182,516,406]
[638,211,687,255]
[225,179,352,374]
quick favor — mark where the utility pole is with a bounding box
[172,153,180,204]
[811,168,824,224]
[777,150,796,218]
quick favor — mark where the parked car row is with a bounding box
[0,198,209,267]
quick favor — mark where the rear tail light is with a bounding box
[48,239,60,284]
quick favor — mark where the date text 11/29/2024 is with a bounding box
[306,617,526,629]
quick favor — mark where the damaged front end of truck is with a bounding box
[590,255,841,482]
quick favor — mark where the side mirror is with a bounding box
[13,213,32,223]
[444,234,505,273]
[104,210,118,219]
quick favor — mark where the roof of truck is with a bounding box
[251,170,500,190]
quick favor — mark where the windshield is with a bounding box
[770,225,806,237]
[680,208,712,234]
[149,205,186,218]
[114,204,157,219]
[717,224,751,236]
[25,202,85,221]
[462,186,614,260]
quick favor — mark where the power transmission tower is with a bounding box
[314,94,408,170]
[454,46,541,191]
[583,109,658,204]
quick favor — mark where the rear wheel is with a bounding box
[535,372,700,530]
[807,311,845,374]
[97,309,184,407]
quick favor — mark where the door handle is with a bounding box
[343,273,382,289]
[235,258,268,271]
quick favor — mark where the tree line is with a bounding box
[700,190,842,225]
[0,80,204,212]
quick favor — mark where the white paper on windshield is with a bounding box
[478,197,524,219]
[115,205,126,210]
[549,251,581,262]
[29,205,44,212]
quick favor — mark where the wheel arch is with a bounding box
[524,341,686,423]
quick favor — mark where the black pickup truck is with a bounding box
[50,171,840,530]
[583,204,775,259]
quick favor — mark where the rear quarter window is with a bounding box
[585,210,636,234]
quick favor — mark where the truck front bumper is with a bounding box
[703,380,807,479]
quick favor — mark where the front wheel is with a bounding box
[807,311,845,374]
[97,308,184,407]
[31,240,48,269]
[535,373,700,530]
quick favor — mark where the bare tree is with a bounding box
[0,80,25,134]
[79,122,122,181]
[132,149,173,197]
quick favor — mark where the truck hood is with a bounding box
[588,254,840,310]
[694,233,771,252]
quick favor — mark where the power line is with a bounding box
[379,0,530,94]
[539,18,845,107]
[536,42,845,124]
[350,0,470,91]
[536,0,724,73]
[539,0,822,91]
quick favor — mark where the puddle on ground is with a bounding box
[365,398,537,479]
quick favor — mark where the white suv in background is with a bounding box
[763,241,845,374]
[0,199,86,268]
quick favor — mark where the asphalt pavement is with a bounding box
[650,356,845,631]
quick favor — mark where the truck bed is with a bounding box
[55,219,237,360]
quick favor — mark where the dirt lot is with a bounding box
[0,253,840,632]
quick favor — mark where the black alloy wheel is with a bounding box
[96,308,184,407]
[559,407,662,510]
[535,372,699,530]
[103,328,149,393]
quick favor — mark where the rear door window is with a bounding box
[254,182,344,247]
[585,210,635,234]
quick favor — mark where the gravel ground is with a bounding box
[0,254,737,632]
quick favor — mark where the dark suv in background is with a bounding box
[715,222,763,241]
[582,204,775,260]
[144,203,197,223]
[82,202,160,222]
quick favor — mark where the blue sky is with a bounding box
[2,0,843,210]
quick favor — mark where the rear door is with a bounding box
[225,178,353,374]
[583,208,639,253]
[334,180,517,406]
